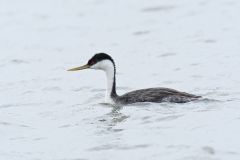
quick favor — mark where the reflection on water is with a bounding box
[97,103,128,130]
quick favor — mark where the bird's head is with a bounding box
[68,53,115,72]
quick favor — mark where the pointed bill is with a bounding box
[67,64,90,71]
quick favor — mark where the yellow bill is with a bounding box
[67,64,90,71]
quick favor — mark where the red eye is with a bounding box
[90,60,95,65]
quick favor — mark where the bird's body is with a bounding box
[116,88,200,104]
[68,53,201,105]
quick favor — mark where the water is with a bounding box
[1,0,240,159]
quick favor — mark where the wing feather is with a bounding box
[118,88,200,104]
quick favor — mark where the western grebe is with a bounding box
[68,53,201,104]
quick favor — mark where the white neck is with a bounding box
[104,65,115,103]
[90,60,116,104]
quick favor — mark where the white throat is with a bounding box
[90,60,116,103]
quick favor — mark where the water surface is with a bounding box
[0,0,240,159]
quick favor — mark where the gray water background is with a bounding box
[1,0,240,159]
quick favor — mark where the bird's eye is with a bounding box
[90,60,96,65]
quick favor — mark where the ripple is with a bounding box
[156,114,183,122]
[10,59,29,64]
[142,5,175,13]
[10,137,27,141]
[42,86,62,91]
[81,93,103,105]
[109,128,124,132]
[33,137,46,141]
[105,109,129,125]
[0,121,11,126]
[0,103,43,109]
[0,121,32,129]
[21,90,35,95]
[162,80,181,84]
[202,146,215,155]
[167,144,190,149]
[197,98,222,103]
[190,63,200,66]
[72,87,91,92]
[59,124,72,128]
[191,75,204,79]
[157,52,176,58]
[88,144,150,151]
[133,30,150,36]
[90,88,105,92]
[204,39,217,43]
[55,158,87,160]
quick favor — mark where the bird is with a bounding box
[68,53,201,105]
